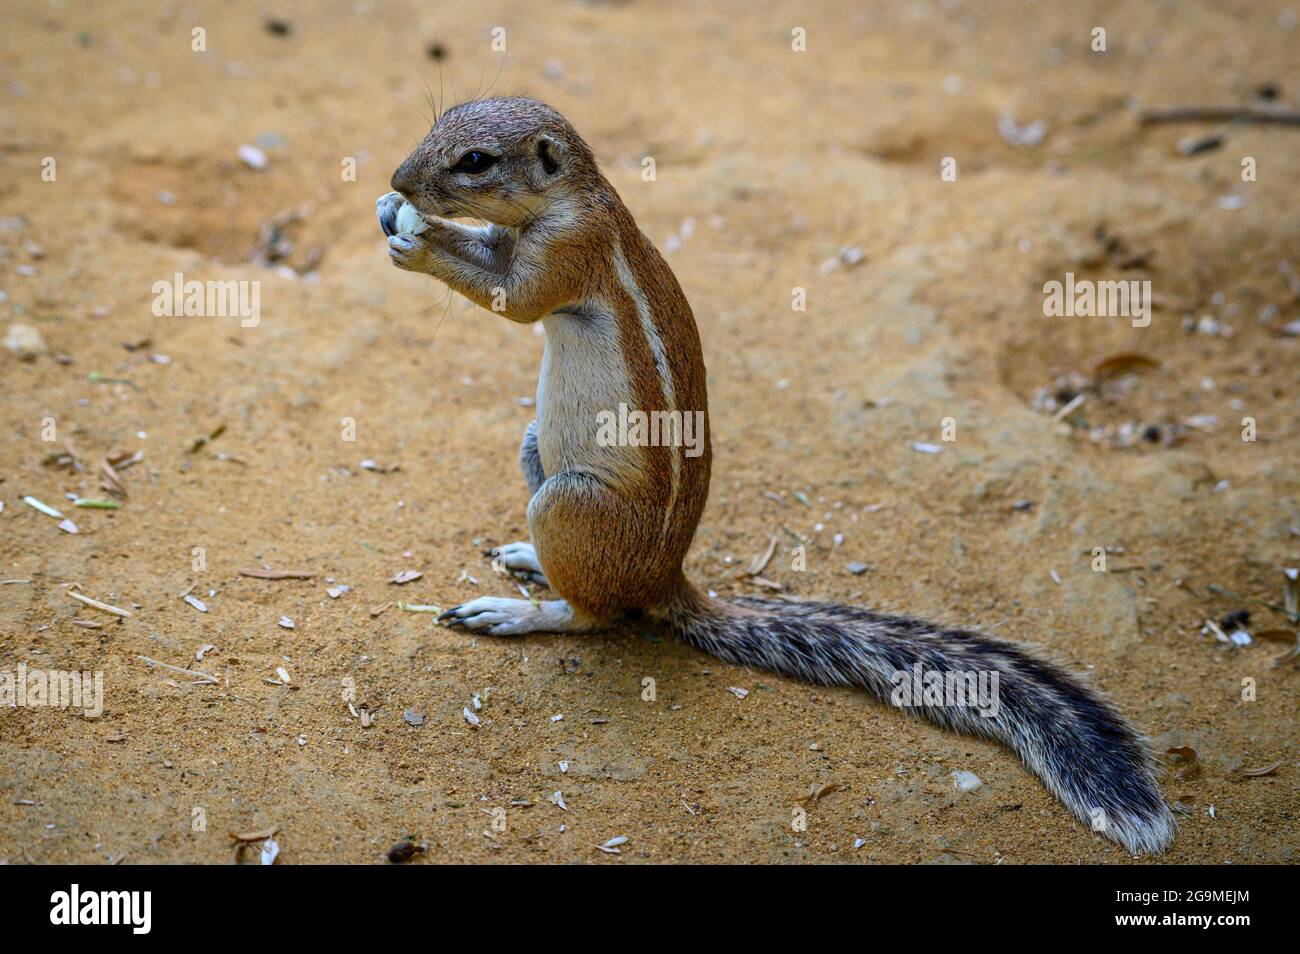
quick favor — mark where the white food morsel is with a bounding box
[395,201,428,235]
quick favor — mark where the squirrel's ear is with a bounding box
[534,134,563,178]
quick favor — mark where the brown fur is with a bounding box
[388,97,709,623]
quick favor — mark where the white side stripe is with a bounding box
[612,240,680,537]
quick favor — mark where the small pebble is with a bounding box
[237,144,268,171]
[4,323,46,359]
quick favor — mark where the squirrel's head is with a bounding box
[390,97,594,229]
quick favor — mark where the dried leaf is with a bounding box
[1166,746,1201,781]
[1091,353,1160,380]
[1283,568,1298,616]
[187,423,227,454]
[595,835,628,854]
[398,601,441,613]
[259,838,280,865]
[239,568,314,580]
[107,449,143,470]
[22,496,63,518]
[745,536,778,576]
[1257,629,1300,666]
[137,655,218,684]
[1051,393,1086,422]
[1239,759,1283,777]
[99,460,126,498]
[1273,642,1300,667]
[67,589,132,618]
[795,781,839,805]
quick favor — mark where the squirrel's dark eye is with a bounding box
[452,150,497,174]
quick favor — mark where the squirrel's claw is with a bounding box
[437,605,466,624]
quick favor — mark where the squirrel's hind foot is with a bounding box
[439,597,581,636]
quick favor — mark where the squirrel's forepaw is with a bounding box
[387,232,435,273]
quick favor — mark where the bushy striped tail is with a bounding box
[655,587,1175,854]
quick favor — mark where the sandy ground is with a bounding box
[1,0,1297,864]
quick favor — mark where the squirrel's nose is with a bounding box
[390,161,418,197]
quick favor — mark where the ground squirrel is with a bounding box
[378,97,1175,854]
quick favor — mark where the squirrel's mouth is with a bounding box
[404,194,469,224]
[388,186,434,214]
